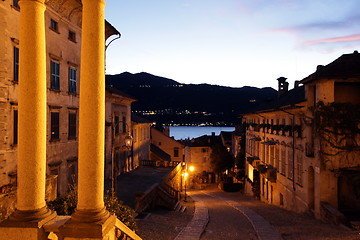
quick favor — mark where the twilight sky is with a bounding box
[104,0,360,89]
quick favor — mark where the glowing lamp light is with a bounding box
[189,166,195,172]
[124,135,133,148]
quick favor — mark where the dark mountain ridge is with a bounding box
[106,72,277,125]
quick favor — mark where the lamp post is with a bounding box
[182,172,189,202]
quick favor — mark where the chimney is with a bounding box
[277,77,288,97]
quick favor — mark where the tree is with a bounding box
[210,143,234,173]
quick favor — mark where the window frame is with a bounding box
[68,111,77,140]
[12,0,20,9]
[68,30,76,42]
[50,111,60,141]
[68,67,76,94]
[114,115,120,135]
[13,109,18,145]
[50,19,59,32]
[13,46,19,82]
[50,60,60,90]
[174,147,179,158]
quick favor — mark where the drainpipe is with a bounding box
[279,109,296,191]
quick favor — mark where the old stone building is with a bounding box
[0,0,120,196]
[104,87,136,190]
[151,127,184,166]
[132,113,152,167]
[242,51,360,223]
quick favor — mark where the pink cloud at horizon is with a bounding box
[301,34,360,46]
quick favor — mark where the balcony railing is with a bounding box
[246,123,302,138]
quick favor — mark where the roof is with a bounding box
[302,51,360,84]
[243,85,305,114]
[220,131,232,141]
[132,113,152,124]
[106,85,137,101]
[187,134,222,147]
[150,144,171,162]
[105,20,121,40]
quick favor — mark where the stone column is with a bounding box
[71,0,110,223]
[12,0,54,220]
[0,0,55,238]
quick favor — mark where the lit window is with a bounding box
[68,67,76,94]
[50,61,60,90]
[51,112,60,141]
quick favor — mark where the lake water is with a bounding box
[169,126,235,140]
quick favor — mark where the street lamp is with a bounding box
[182,172,189,202]
[124,134,133,148]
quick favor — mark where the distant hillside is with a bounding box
[106,72,277,125]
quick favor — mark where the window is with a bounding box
[269,145,275,166]
[50,61,60,90]
[122,116,126,133]
[13,47,19,82]
[174,147,179,158]
[275,146,279,170]
[68,67,76,94]
[50,19,58,32]
[114,115,119,135]
[202,148,207,153]
[288,149,293,179]
[51,112,60,141]
[13,0,20,9]
[281,148,286,175]
[296,153,303,185]
[68,31,76,42]
[13,109,18,145]
[68,112,76,139]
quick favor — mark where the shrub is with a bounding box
[47,187,137,231]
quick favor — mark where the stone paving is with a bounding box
[175,190,282,240]
[174,194,209,240]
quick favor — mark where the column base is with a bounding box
[0,206,56,240]
[59,209,116,239]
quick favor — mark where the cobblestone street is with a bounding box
[137,185,360,240]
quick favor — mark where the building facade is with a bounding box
[104,87,136,188]
[132,114,152,167]
[242,52,360,223]
[151,127,184,166]
[0,0,120,196]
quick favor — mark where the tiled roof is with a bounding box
[302,51,360,84]
[243,85,305,114]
